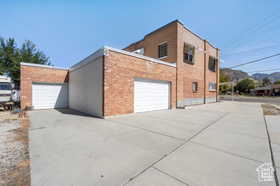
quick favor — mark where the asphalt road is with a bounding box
[220,95,280,106]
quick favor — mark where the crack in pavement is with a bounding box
[121,112,229,186]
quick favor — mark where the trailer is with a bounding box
[0,76,13,110]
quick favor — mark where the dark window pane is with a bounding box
[184,44,195,64]
[208,57,217,72]
[158,43,168,58]
[0,83,11,90]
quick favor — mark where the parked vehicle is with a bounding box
[0,76,12,105]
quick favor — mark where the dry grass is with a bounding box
[0,111,19,121]
[0,111,30,186]
[262,104,280,115]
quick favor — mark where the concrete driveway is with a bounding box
[28,102,277,186]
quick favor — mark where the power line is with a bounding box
[223,11,280,50]
[246,67,280,73]
[223,44,280,57]
[227,52,280,69]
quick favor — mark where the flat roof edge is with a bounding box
[70,48,105,71]
[105,46,176,67]
[70,46,176,71]
[20,62,68,70]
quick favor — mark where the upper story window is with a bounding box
[158,42,168,58]
[208,56,217,72]
[184,43,195,64]
[133,48,144,55]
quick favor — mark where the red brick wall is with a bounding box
[124,21,219,106]
[176,23,219,105]
[205,41,218,98]
[176,23,204,104]
[20,65,69,109]
[103,50,177,116]
[124,21,177,64]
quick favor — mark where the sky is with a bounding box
[1,0,280,74]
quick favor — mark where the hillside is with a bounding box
[221,68,250,81]
[221,68,280,82]
[252,72,280,82]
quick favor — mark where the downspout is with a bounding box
[176,22,179,108]
[216,48,220,102]
[102,48,109,118]
[102,54,105,118]
[203,40,207,104]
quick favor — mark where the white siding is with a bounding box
[69,57,103,117]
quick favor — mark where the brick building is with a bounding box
[21,20,220,118]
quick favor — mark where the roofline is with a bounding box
[106,46,176,67]
[124,39,144,50]
[20,62,68,70]
[70,46,176,71]
[144,19,180,38]
[124,19,219,50]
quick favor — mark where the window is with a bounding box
[158,42,168,58]
[133,48,144,55]
[192,82,198,92]
[208,56,217,72]
[184,43,195,64]
[209,82,217,91]
[0,82,11,90]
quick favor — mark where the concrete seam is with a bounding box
[108,119,186,141]
[190,141,264,163]
[121,112,229,185]
[152,167,190,186]
[30,127,46,131]
[263,114,279,186]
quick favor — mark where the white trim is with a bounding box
[70,46,176,71]
[70,48,105,71]
[105,46,176,67]
[158,41,168,45]
[20,62,68,70]
[159,56,168,60]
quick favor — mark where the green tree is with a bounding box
[274,80,280,84]
[262,77,271,86]
[235,78,256,94]
[219,71,231,94]
[0,37,50,86]
[220,71,230,83]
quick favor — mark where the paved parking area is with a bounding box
[28,102,277,186]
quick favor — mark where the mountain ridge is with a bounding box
[221,68,280,82]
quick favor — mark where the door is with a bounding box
[134,79,170,112]
[32,83,68,109]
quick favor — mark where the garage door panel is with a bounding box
[134,79,170,112]
[32,83,68,109]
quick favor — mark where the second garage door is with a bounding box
[32,83,68,109]
[134,79,170,112]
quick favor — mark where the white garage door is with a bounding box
[134,79,170,112]
[32,83,68,109]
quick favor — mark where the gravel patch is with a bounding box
[0,112,30,186]
[262,104,280,116]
